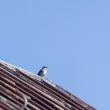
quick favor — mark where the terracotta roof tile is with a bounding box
[0,60,96,110]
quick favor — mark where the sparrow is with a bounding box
[37,66,47,77]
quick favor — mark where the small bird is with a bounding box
[37,66,47,77]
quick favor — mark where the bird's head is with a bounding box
[42,66,48,74]
[42,66,47,69]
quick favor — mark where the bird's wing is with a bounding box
[37,70,42,75]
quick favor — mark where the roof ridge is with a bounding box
[0,60,96,110]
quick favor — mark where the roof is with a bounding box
[0,60,96,110]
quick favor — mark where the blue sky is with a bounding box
[0,1,110,109]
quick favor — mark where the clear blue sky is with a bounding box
[0,1,109,109]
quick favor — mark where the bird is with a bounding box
[37,66,47,77]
